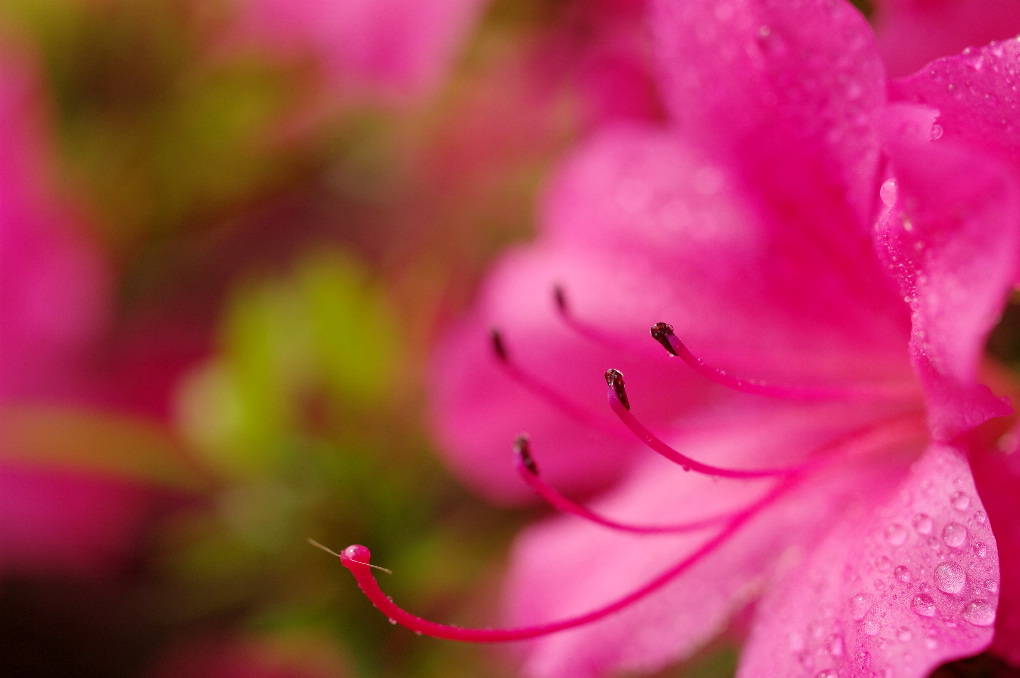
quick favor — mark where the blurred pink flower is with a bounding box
[0,41,148,577]
[231,0,485,101]
[417,1,1020,676]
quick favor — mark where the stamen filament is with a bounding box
[490,329,627,440]
[649,323,904,401]
[553,285,634,355]
[334,471,803,643]
[513,436,733,535]
[605,369,795,479]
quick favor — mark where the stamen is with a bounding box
[489,328,627,440]
[333,469,805,643]
[605,369,795,478]
[552,285,634,355]
[649,322,902,401]
[514,436,733,535]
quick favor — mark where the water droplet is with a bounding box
[388,618,398,625]
[962,599,996,626]
[912,513,933,534]
[880,179,898,207]
[934,562,966,594]
[912,593,937,617]
[827,633,844,656]
[850,593,872,620]
[985,579,999,593]
[974,510,987,525]
[885,523,908,546]
[862,619,880,636]
[897,626,912,642]
[894,565,911,583]
[943,523,968,548]
[951,491,970,511]
[930,123,944,140]
[875,556,891,572]
[973,542,988,558]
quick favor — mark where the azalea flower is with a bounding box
[336,1,1020,676]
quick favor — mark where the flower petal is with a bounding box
[874,0,1020,78]
[968,431,1020,666]
[431,126,916,500]
[739,445,999,678]
[650,0,885,226]
[875,110,1020,439]
[889,38,1020,178]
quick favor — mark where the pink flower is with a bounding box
[0,41,148,577]
[338,1,1020,676]
[230,0,485,101]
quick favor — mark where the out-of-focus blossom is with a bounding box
[873,0,1020,77]
[230,0,486,101]
[0,41,150,577]
[418,1,1020,676]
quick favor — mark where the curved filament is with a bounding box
[514,436,733,535]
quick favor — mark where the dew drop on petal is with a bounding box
[862,619,880,636]
[850,593,872,620]
[950,491,970,511]
[912,513,933,535]
[912,593,937,617]
[885,523,908,546]
[934,562,966,594]
[880,179,898,207]
[973,542,988,558]
[894,565,911,583]
[875,556,891,572]
[942,523,968,548]
[962,599,996,627]
[985,579,999,593]
[974,510,987,525]
[930,123,944,140]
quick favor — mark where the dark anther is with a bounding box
[514,435,539,474]
[604,368,631,411]
[490,328,509,362]
[650,322,678,356]
[553,285,568,314]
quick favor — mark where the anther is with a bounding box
[490,328,509,362]
[553,284,568,315]
[650,322,678,356]
[604,368,630,411]
[514,435,539,475]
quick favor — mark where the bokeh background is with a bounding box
[4,1,1018,677]
[0,1,667,676]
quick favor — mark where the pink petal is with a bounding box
[501,414,917,678]
[968,430,1020,665]
[874,0,1020,78]
[650,0,885,227]
[739,445,999,678]
[430,127,916,500]
[889,38,1020,177]
[875,108,1020,439]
